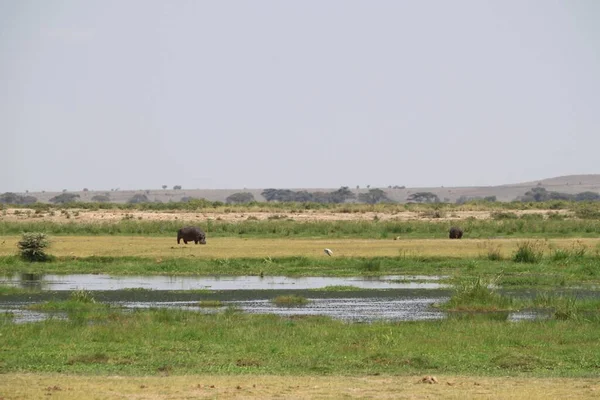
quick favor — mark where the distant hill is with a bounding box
[6,174,600,204]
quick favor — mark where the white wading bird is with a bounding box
[324,248,333,256]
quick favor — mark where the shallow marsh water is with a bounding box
[0,273,594,323]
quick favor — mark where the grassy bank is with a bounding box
[1,237,600,287]
[1,308,599,377]
[3,217,600,238]
[1,235,599,260]
[2,255,600,287]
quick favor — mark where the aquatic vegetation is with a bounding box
[271,295,308,307]
[442,276,514,311]
[198,300,223,307]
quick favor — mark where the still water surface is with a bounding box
[0,274,574,323]
[1,273,449,291]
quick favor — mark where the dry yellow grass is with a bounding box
[1,235,599,259]
[1,373,599,399]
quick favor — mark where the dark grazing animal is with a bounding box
[177,226,207,244]
[449,226,463,239]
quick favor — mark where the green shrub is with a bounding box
[17,232,50,262]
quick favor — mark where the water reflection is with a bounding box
[19,273,43,290]
[0,274,449,291]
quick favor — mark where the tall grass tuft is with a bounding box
[444,276,513,311]
[478,241,503,261]
[512,241,544,263]
[533,293,587,321]
[70,289,96,303]
[550,241,587,262]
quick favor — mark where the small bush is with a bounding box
[17,232,51,262]
[513,241,544,263]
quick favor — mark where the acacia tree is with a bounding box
[407,192,440,203]
[226,192,255,204]
[330,186,356,203]
[358,188,391,204]
[49,193,80,204]
[128,194,149,204]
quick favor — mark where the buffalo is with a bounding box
[177,226,207,244]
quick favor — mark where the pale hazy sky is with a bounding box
[1,0,599,193]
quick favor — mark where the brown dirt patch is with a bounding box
[1,373,598,399]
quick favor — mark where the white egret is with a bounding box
[324,248,333,256]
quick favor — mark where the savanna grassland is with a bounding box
[1,200,600,399]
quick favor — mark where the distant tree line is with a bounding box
[261,187,360,204]
[3,186,600,207]
[0,192,38,205]
[455,195,497,204]
[515,187,600,202]
[49,193,80,204]
[357,188,391,204]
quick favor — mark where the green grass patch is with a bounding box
[1,309,600,376]
[2,253,600,288]
[4,217,600,239]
